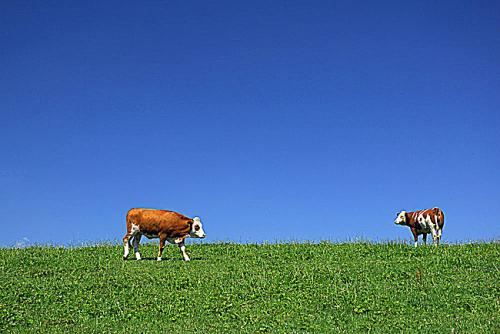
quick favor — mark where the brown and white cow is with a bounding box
[394,207,445,247]
[123,208,206,261]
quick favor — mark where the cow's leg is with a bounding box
[123,232,132,260]
[434,215,442,245]
[411,228,419,247]
[430,227,438,246]
[157,236,166,261]
[133,234,142,260]
[178,241,190,261]
[422,233,427,245]
[124,223,141,260]
[436,229,442,245]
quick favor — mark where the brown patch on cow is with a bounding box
[125,208,192,239]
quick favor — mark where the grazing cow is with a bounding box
[394,207,445,247]
[123,208,206,261]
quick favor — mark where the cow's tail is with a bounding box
[433,207,445,229]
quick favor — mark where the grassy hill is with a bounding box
[1,242,498,333]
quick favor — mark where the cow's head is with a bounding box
[190,217,206,238]
[394,211,407,225]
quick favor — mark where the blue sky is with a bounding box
[1,1,499,246]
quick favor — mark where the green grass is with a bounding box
[1,242,499,333]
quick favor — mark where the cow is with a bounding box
[123,208,206,261]
[394,207,445,247]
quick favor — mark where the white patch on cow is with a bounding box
[131,223,141,234]
[190,216,206,238]
[427,216,438,240]
[417,213,433,233]
[394,211,406,225]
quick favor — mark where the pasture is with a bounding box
[1,242,498,333]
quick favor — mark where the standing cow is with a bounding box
[123,208,206,261]
[394,207,445,247]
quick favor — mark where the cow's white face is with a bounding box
[394,211,407,225]
[190,217,206,238]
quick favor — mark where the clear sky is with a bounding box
[1,1,499,247]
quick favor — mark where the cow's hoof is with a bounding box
[123,257,128,261]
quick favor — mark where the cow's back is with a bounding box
[127,208,192,238]
[416,207,444,230]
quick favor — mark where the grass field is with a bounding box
[1,242,498,333]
